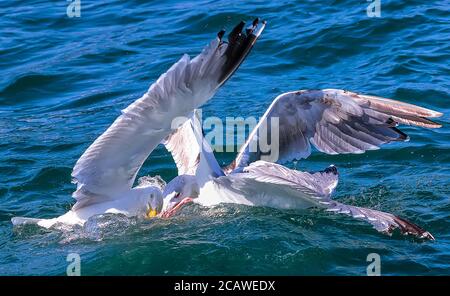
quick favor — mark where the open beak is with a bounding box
[146,207,159,218]
[161,197,193,218]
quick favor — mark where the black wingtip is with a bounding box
[386,118,409,141]
[392,126,409,141]
[217,18,265,85]
[324,165,338,175]
[217,29,225,41]
[392,215,435,241]
[247,18,260,35]
[228,21,246,43]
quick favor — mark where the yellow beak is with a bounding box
[146,208,158,218]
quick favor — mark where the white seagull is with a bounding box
[11,19,266,228]
[161,89,442,240]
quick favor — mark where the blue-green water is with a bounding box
[0,0,449,275]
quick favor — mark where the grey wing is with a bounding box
[212,160,338,209]
[238,161,434,240]
[226,89,442,172]
[240,160,339,199]
[71,19,265,210]
[322,200,435,240]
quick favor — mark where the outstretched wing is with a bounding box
[323,200,434,240]
[226,89,442,173]
[71,19,265,210]
[237,161,434,240]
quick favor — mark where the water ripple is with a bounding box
[0,0,448,275]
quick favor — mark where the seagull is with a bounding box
[161,89,442,240]
[11,19,266,228]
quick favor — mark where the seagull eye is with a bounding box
[175,192,181,198]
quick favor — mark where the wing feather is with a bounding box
[71,20,265,209]
[241,161,339,198]
[162,113,202,176]
[239,161,434,240]
[226,89,442,172]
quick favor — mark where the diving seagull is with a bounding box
[161,89,442,240]
[11,19,266,228]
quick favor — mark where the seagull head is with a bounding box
[160,175,199,218]
[140,188,163,219]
